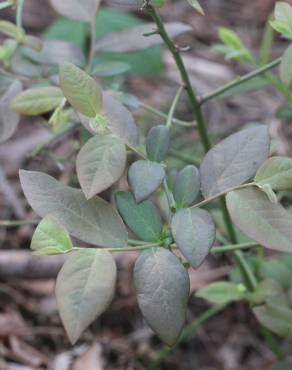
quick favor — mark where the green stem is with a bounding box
[211,241,258,254]
[166,85,184,128]
[191,182,255,209]
[0,219,39,227]
[73,242,161,253]
[146,304,226,370]
[200,57,281,104]
[147,5,257,293]
[16,0,24,29]
[141,102,195,127]
[147,6,211,152]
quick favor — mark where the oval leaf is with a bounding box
[196,281,247,304]
[78,92,139,146]
[19,170,127,247]
[128,160,165,202]
[171,208,215,268]
[76,134,127,199]
[23,40,85,67]
[255,156,292,191]
[227,186,292,252]
[173,165,200,208]
[134,247,190,346]
[56,249,116,344]
[0,80,22,143]
[10,86,63,116]
[31,216,73,256]
[59,62,102,117]
[200,126,270,198]
[50,0,100,22]
[95,22,192,53]
[146,125,170,162]
[116,191,162,242]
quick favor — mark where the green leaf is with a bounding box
[196,281,247,304]
[43,17,88,49]
[50,0,101,22]
[261,260,292,289]
[76,134,127,199]
[250,279,284,305]
[95,22,192,53]
[226,187,292,252]
[171,208,215,268]
[270,2,292,37]
[0,80,22,143]
[280,45,292,85]
[255,156,292,191]
[93,8,163,76]
[0,20,24,42]
[187,0,204,15]
[78,92,139,146]
[173,165,200,208]
[23,40,85,67]
[19,170,128,247]
[31,216,73,256]
[128,160,165,202]
[134,247,190,346]
[200,126,270,198]
[276,104,292,120]
[217,27,252,62]
[92,61,131,77]
[10,86,63,116]
[146,125,170,162]
[272,361,292,370]
[116,192,162,243]
[56,249,116,344]
[59,62,102,117]
[253,299,292,339]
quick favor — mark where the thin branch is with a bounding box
[199,57,282,105]
[141,102,195,127]
[166,85,184,128]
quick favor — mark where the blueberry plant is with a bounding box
[2,0,292,363]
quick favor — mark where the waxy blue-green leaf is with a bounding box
[95,22,192,53]
[255,156,292,191]
[270,2,292,37]
[128,160,165,202]
[146,125,170,162]
[50,0,101,22]
[173,165,200,208]
[171,208,215,268]
[56,249,116,344]
[31,216,73,256]
[0,80,22,143]
[76,134,127,199]
[134,247,190,346]
[10,86,63,116]
[227,187,292,252]
[196,282,247,304]
[280,45,292,85]
[200,126,270,198]
[116,192,162,242]
[59,62,102,117]
[19,170,127,247]
[78,92,139,146]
